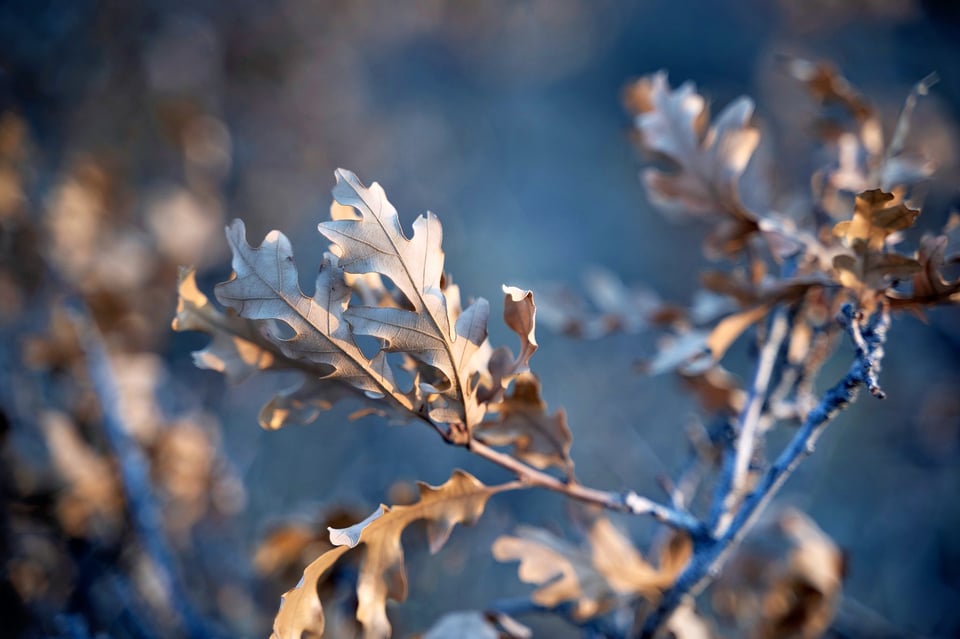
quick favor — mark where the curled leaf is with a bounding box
[474,372,573,475]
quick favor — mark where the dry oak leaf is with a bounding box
[889,215,960,309]
[272,470,515,639]
[216,220,408,408]
[474,371,573,476]
[319,169,489,428]
[493,517,673,620]
[474,285,539,405]
[832,189,922,303]
[172,266,276,383]
[628,71,762,254]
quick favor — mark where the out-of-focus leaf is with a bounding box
[418,611,531,639]
[474,372,573,476]
[889,215,960,309]
[711,509,844,639]
[493,516,676,620]
[536,267,663,339]
[679,365,745,414]
[831,189,923,306]
[272,470,512,639]
[626,71,762,254]
[172,267,276,383]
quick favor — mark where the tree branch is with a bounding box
[712,306,791,534]
[69,307,216,639]
[638,303,890,638]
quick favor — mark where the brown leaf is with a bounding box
[536,267,662,339]
[501,285,538,374]
[474,372,573,475]
[705,305,770,362]
[831,189,924,306]
[832,189,920,251]
[679,365,745,415]
[711,509,843,639]
[272,470,512,639]
[888,226,960,309]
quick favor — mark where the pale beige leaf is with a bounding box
[705,305,770,362]
[272,470,512,639]
[474,372,573,475]
[329,505,388,548]
[493,526,609,619]
[271,545,349,639]
[493,517,670,620]
[172,267,275,383]
[319,169,490,427]
[633,72,760,222]
[215,220,406,407]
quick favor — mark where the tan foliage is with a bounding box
[493,516,685,620]
[474,372,573,476]
[626,71,763,255]
[271,470,514,639]
[831,189,922,308]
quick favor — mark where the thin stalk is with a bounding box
[638,305,889,638]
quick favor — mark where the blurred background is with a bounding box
[1,1,959,637]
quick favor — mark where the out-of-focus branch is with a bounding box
[639,303,890,638]
[711,307,791,534]
[69,306,217,639]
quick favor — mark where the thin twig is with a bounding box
[638,304,890,638]
[712,307,790,534]
[413,411,706,535]
[69,306,216,639]
[468,437,707,536]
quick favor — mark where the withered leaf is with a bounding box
[832,189,920,251]
[889,217,960,309]
[628,71,762,252]
[644,305,767,376]
[272,470,512,639]
[493,517,671,620]
[474,372,573,475]
[172,266,276,383]
[319,169,489,427]
[501,285,538,374]
[536,267,663,339]
[216,220,406,405]
[831,190,923,304]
